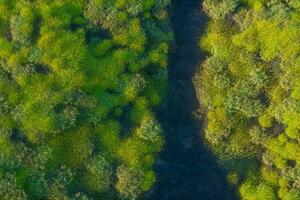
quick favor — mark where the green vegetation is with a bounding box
[0,0,172,199]
[197,0,300,199]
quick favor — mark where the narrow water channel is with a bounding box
[149,0,237,199]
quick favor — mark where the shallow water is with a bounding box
[149,0,238,199]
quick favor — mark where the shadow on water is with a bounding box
[149,0,238,199]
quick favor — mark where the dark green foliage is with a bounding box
[0,0,172,199]
[198,0,300,199]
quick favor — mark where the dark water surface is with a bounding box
[148,0,237,199]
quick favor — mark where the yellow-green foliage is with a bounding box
[199,0,300,199]
[0,0,172,199]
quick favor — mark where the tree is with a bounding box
[198,0,300,199]
[116,164,142,200]
[83,155,113,193]
[203,0,238,20]
[10,2,36,45]
[0,0,171,198]
[0,174,27,200]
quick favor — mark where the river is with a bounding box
[149,0,237,199]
